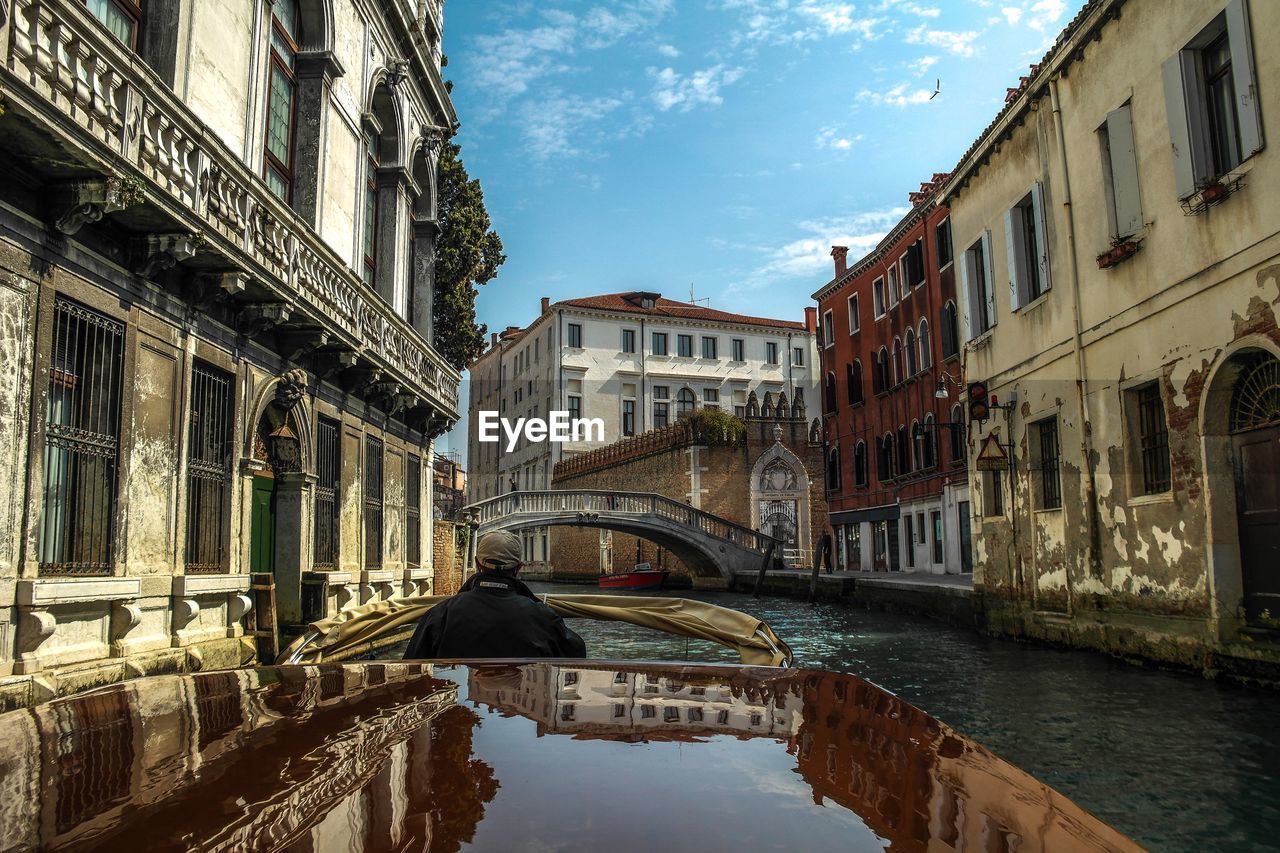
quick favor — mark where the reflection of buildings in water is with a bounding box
[0,663,498,853]
[468,665,805,740]
[793,672,1140,853]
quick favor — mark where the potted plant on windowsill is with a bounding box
[1199,179,1229,205]
[1096,237,1141,269]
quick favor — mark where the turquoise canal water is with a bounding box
[502,582,1278,853]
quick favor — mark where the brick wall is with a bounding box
[432,519,467,595]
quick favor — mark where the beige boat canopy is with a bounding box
[278,594,794,668]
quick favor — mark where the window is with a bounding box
[826,447,841,491]
[846,361,864,405]
[678,334,694,358]
[960,233,995,337]
[186,363,233,574]
[1004,184,1051,309]
[935,217,953,269]
[613,703,626,718]
[688,708,703,723]
[824,373,837,415]
[733,389,747,418]
[1099,104,1144,238]
[314,417,340,569]
[905,329,918,376]
[1162,2,1262,198]
[703,388,720,408]
[732,338,745,361]
[567,323,582,348]
[892,338,903,385]
[887,265,899,306]
[265,0,300,202]
[898,425,910,475]
[793,346,805,366]
[1035,418,1062,510]
[564,671,579,685]
[874,347,890,395]
[717,709,730,725]
[701,336,718,359]
[561,705,575,722]
[653,402,669,429]
[40,298,125,576]
[984,469,1004,517]
[405,454,423,565]
[931,511,943,564]
[364,436,384,568]
[653,385,669,400]
[1133,384,1172,494]
[642,705,656,718]
[918,319,932,370]
[622,329,636,353]
[905,239,925,288]
[821,310,834,348]
[86,0,141,48]
[950,404,966,464]
[614,672,627,683]
[873,278,886,318]
[766,341,779,365]
[652,332,668,355]
[567,395,582,422]
[854,441,868,486]
[878,433,895,481]
[676,388,696,416]
[847,294,860,333]
[940,302,959,360]
[622,399,636,436]
[905,515,915,567]
[664,707,680,722]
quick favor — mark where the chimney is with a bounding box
[831,245,849,278]
[540,296,550,314]
[804,306,818,333]
[490,332,499,347]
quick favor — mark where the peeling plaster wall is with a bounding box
[0,255,35,677]
[947,0,1280,662]
[123,342,181,576]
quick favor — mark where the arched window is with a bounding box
[825,372,837,414]
[950,404,966,463]
[362,80,405,309]
[827,447,841,491]
[923,413,937,468]
[941,301,959,360]
[265,0,301,202]
[892,338,903,385]
[362,126,379,286]
[918,319,932,370]
[905,329,918,376]
[677,387,696,417]
[846,361,864,405]
[897,425,910,474]
[911,419,923,470]
[854,441,868,486]
[882,432,896,480]
[875,348,890,394]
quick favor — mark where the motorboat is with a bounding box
[598,561,671,590]
[0,595,1142,851]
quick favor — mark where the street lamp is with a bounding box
[935,371,961,399]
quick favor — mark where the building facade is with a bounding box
[942,0,1280,672]
[465,291,819,570]
[814,186,971,575]
[0,0,460,704]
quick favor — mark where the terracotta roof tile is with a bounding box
[555,292,807,330]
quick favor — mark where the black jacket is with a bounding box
[403,573,587,660]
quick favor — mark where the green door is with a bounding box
[250,476,276,574]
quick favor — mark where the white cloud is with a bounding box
[913,54,939,76]
[905,23,981,57]
[796,1,880,38]
[519,91,628,159]
[1001,6,1023,25]
[1026,0,1066,32]
[648,64,746,112]
[815,126,862,150]
[857,81,935,107]
[657,43,681,58]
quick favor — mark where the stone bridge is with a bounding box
[466,491,781,580]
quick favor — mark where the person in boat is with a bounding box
[404,530,587,660]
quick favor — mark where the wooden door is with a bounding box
[1235,426,1280,625]
[250,475,276,574]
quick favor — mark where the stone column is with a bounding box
[291,52,346,228]
[410,218,439,343]
[375,167,413,319]
[273,472,317,628]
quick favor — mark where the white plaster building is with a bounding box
[466,292,820,567]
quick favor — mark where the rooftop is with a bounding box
[556,291,808,331]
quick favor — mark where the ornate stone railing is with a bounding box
[3,0,460,418]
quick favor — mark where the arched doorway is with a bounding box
[1225,351,1280,625]
[750,441,812,567]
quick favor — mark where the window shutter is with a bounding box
[1105,105,1144,236]
[981,230,996,329]
[1031,182,1051,293]
[957,249,974,341]
[1225,0,1264,160]
[1161,53,1198,199]
[1003,207,1023,312]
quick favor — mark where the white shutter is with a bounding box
[1003,207,1022,312]
[1225,0,1264,159]
[957,249,974,341]
[1105,105,1144,236]
[981,230,996,329]
[1031,182,1051,292]
[1162,53,1198,199]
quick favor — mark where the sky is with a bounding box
[436,0,1083,461]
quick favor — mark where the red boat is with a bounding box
[598,563,669,590]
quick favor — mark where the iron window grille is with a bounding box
[40,298,125,576]
[314,417,340,568]
[1137,384,1171,494]
[407,453,422,566]
[185,363,233,573]
[364,436,384,568]
[1037,419,1062,509]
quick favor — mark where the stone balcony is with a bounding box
[0,0,460,430]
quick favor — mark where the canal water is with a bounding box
[511,581,1280,853]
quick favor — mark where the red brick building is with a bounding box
[813,180,971,574]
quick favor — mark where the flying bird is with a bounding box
[930,78,941,100]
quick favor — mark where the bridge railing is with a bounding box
[466,490,779,554]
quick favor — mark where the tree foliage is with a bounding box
[434,140,505,369]
[679,407,746,446]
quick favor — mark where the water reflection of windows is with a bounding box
[716,710,729,725]
[750,713,763,727]
[613,703,626,718]
[613,672,627,684]
[663,707,680,722]
[690,687,705,696]
[644,684,658,693]
[560,704,575,721]
[641,705,656,719]
[687,708,703,723]
[564,671,579,686]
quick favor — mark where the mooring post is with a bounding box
[752,540,776,599]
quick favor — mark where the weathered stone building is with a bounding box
[0,0,460,704]
[941,0,1280,676]
[549,403,828,582]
